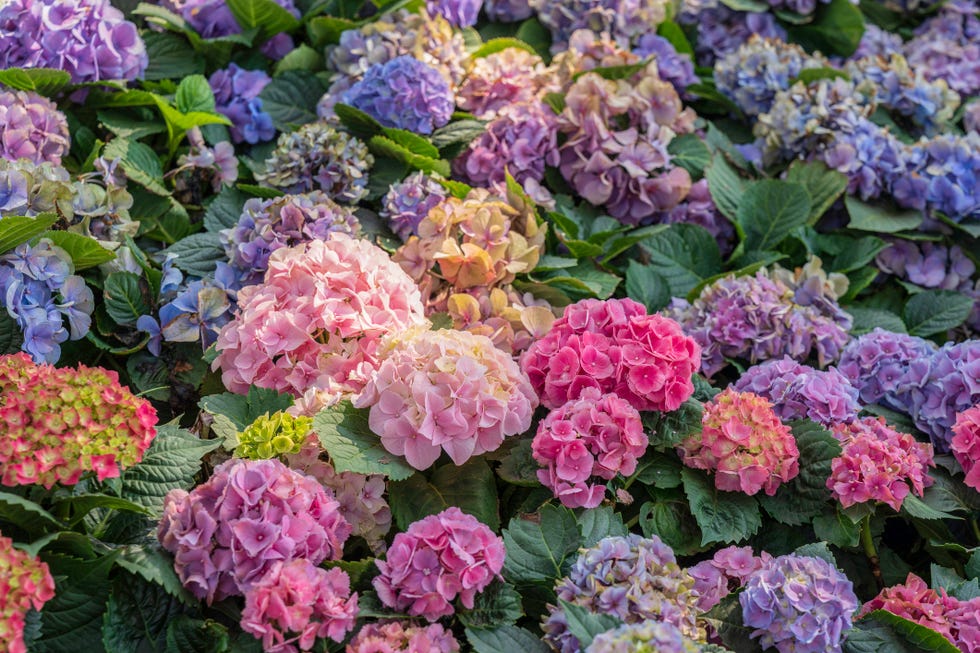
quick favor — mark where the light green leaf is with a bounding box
[313,400,415,480]
[0,214,60,254]
[103,138,168,196]
[845,195,923,233]
[226,0,300,39]
[0,67,71,96]
[103,272,148,326]
[39,231,116,270]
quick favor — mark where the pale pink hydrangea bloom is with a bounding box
[213,235,427,409]
[241,559,357,653]
[687,546,773,612]
[827,417,934,512]
[346,621,460,653]
[952,405,980,491]
[456,48,550,118]
[355,327,537,469]
[373,507,505,621]
[678,388,799,496]
[532,387,648,508]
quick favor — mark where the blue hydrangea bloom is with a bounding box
[342,56,454,134]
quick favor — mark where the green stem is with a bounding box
[972,519,980,543]
[862,515,884,590]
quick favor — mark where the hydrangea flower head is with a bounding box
[586,621,708,653]
[426,0,482,26]
[905,2,980,96]
[236,411,312,460]
[734,358,860,426]
[715,36,822,116]
[837,329,936,409]
[446,284,557,355]
[898,132,980,223]
[532,387,647,508]
[240,559,357,653]
[373,507,504,621]
[380,172,447,241]
[543,534,703,652]
[157,458,351,603]
[683,6,786,68]
[687,546,773,612]
[952,405,980,490]
[171,128,239,200]
[354,327,537,469]
[633,33,698,95]
[343,56,454,134]
[347,621,460,653]
[0,533,55,653]
[209,64,275,145]
[532,0,671,51]
[877,240,976,292]
[678,388,799,496]
[740,554,858,653]
[521,297,701,411]
[456,48,550,118]
[0,90,69,166]
[0,353,158,487]
[484,0,534,21]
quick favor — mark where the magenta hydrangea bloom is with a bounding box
[521,298,701,412]
[837,329,937,410]
[687,546,773,612]
[343,56,454,135]
[240,560,357,653]
[828,417,935,512]
[0,533,55,653]
[740,554,858,653]
[734,358,860,426]
[380,171,447,241]
[532,387,648,508]
[355,327,537,469]
[157,458,352,603]
[0,0,146,82]
[373,507,505,621]
[951,405,980,491]
[0,90,69,166]
[347,621,460,653]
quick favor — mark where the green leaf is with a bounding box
[656,20,694,55]
[199,386,294,431]
[682,467,762,545]
[706,154,749,222]
[0,311,21,356]
[515,16,552,60]
[813,506,861,548]
[0,67,71,96]
[502,504,581,585]
[859,611,961,653]
[430,119,487,150]
[719,0,769,10]
[39,231,115,270]
[203,186,249,232]
[174,75,216,113]
[0,491,63,533]
[50,494,149,527]
[306,15,358,48]
[786,0,866,56]
[704,594,765,653]
[274,44,325,74]
[226,0,300,39]
[458,582,524,628]
[165,617,230,653]
[902,494,960,521]
[847,307,907,336]
[827,235,888,273]
[472,37,537,58]
[639,491,705,556]
[237,183,284,199]
[0,214,60,254]
[577,506,628,548]
[143,32,205,81]
[333,102,383,140]
[785,160,848,224]
[381,127,440,158]
[258,71,329,127]
[667,134,712,178]
[103,138,168,196]
[758,421,841,526]
[121,424,222,516]
[465,626,551,653]
[116,544,195,604]
[737,180,812,252]
[497,438,540,487]
[793,67,851,85]
[103,272,148,326]
[845,195,922,233]
[543,92,566,115]
[313,400,415,480]
[33,553,116,653]
[573,59,650,82]
[369,134,451,177]
[165,232,224,278]
[97,108,167,140]
[102,573,186,653]
[388,459,500,531]
[903,290,974,337]
[560,601,621,650]
[639,224,723,297]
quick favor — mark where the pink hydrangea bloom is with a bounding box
[0,353,158,488]
[827,417,934,512]
[213,235,427,409]
[157,458,351,603]
[952,405,980,490]
[346,621,460,653]
[678,388,800,496]
[687,545,773,612]
[0,533,55,653]
[0,89,69,165]
[241,559,357,653]
[373,507,505,621]
[456,48,550,118]
[354,327,537,469]
[521,298,701,411]
[532,387,648,508]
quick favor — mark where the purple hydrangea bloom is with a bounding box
[327,23,404,78]
[485,0,534,21]
[633,34,698,95]
[965,102,980,133]
[543,534,703,653]
[209,64,274,145]
[740,554,858,653]
[0,90,69,166]
[850,24,904,60]
[683,6,786,68]
[821,118,909,201]
[0,239,93,363]
[586,621,709,653]
[715,37,823,117]
[342,56,454,135]
[734,357,861,426]
[0,0,147,82]
[380,172,448,241]
[222,192,359,285]
[837,329,937,411]
[427,0,483,26]
[531,0,670,52]
[904,0,980,96]
[903,133,980,222]
[162,0,299,60]
[658,179,736,256]
[876,240,976,291]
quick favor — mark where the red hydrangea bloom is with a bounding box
[373,507,505,621]
[532,387,648,509]
[677,388,799,496]
[0,533,55,653]
[520,298,701,411]
[827,417,935,512]
[346,621,460,653]
[952,405,980,491]
[0,353,158,488]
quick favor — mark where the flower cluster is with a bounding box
[157,458,351,603]
[557,62,697,224]
[687,546,772,612]
[894,132,980,223]
[522,298,701,411]
[456,48,550,118]
[214,236,427,406]
[543,534,704,653]
[426,0,481,27]
[0,159,73,217]
[678,388,799,496]
[532,387,647,508]
[877,240,976,292]
[904,1,980,96]
[162,0,298,59]
[0,238,94,363]
[373,508,505,621]
[236,411,313,460]
[740,554,858,653]
[532,0,670,51]
[586,621,710,653]
[734,358,860,426]
[0,533,55,653]
[209,64,275,145]
[715,37,822,117]
[257,122,373,202]
[240,559,357,653]
[680,4,786,67]
[828,417,935,511]
[485,0,534,21]
[837,329,936,409]
[347,621,460,653]
[0,90,69,166]
[0,352,158,487]
[221,192,359,285]
[355,327,537,469]
[380,172,447,241]
[343,56,454,135]
[952,406,980,491]
[445,285,557,354]
[171,128,239,201]
[0,0,147,82]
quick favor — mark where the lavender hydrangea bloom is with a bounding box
[821,118,909,201]
[715,37,823,117]
[851,24,904,60]
[162,0,299,60]
[876,240,976,291]
[903,133,980,222]
[426,0,482,26]
[684,6,786,68]
[904,1,980,96]
[734,357,861,426]
[485,0,534,21]
[658,180,736,256]
[586,622,710,653]
[633,34,698,95]
[531,0,670,51]
[740,554,858,653]
[342,56,454,135]
[837,328,937,410]
[0,90,69,166]
[222,192,359,285]
[327,23,404,78]
[543,534,703,653]
[380,172,448,241]
[0,0,147,82]
[0,239,93,363]
[209,64,274,145]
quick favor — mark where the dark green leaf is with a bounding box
[381,127,439,158]
[903,290,974,337]
[258,71,329,127]
[515,17,552,60]
[639,223,723,297]
[785,160,848,224]
[682,467,762,545]
[103,138,168,195]
[0,311,21,355]
[737,180,811,251]
[845,196,922,233]
[226,0,300,39]
[165,232,224,278]
[116,543,195,604]
[313,400,415,480]
[388,459,500,531]
[430,119,486,150]
[847,307,907,336]
[758,421,840,526]
[813,507,861,548]
[502,504,581,585]
[102,573,186,653]
[198,386,294,431]
[334,102,383,140]
[786,0,866,56]
[706,154,749,221]
[560,601,621,650]
[103,272,148,326]
[465,626,551,653]
[33,553,116,653]
[577,506,628,548]
[203,186,249,232]
[656,21,694,55]
[274,44,324,74]
[668,134,712,178]
[143,32,205,81]
[792,67,851,85]
[306,15,358,48]
[704,594,764,653]
[369,135,451,177]
[165,617,230,653]
[639,492,705,556]
[458,582,524,628]
[859,611,961,653]
[0,491,63,533]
